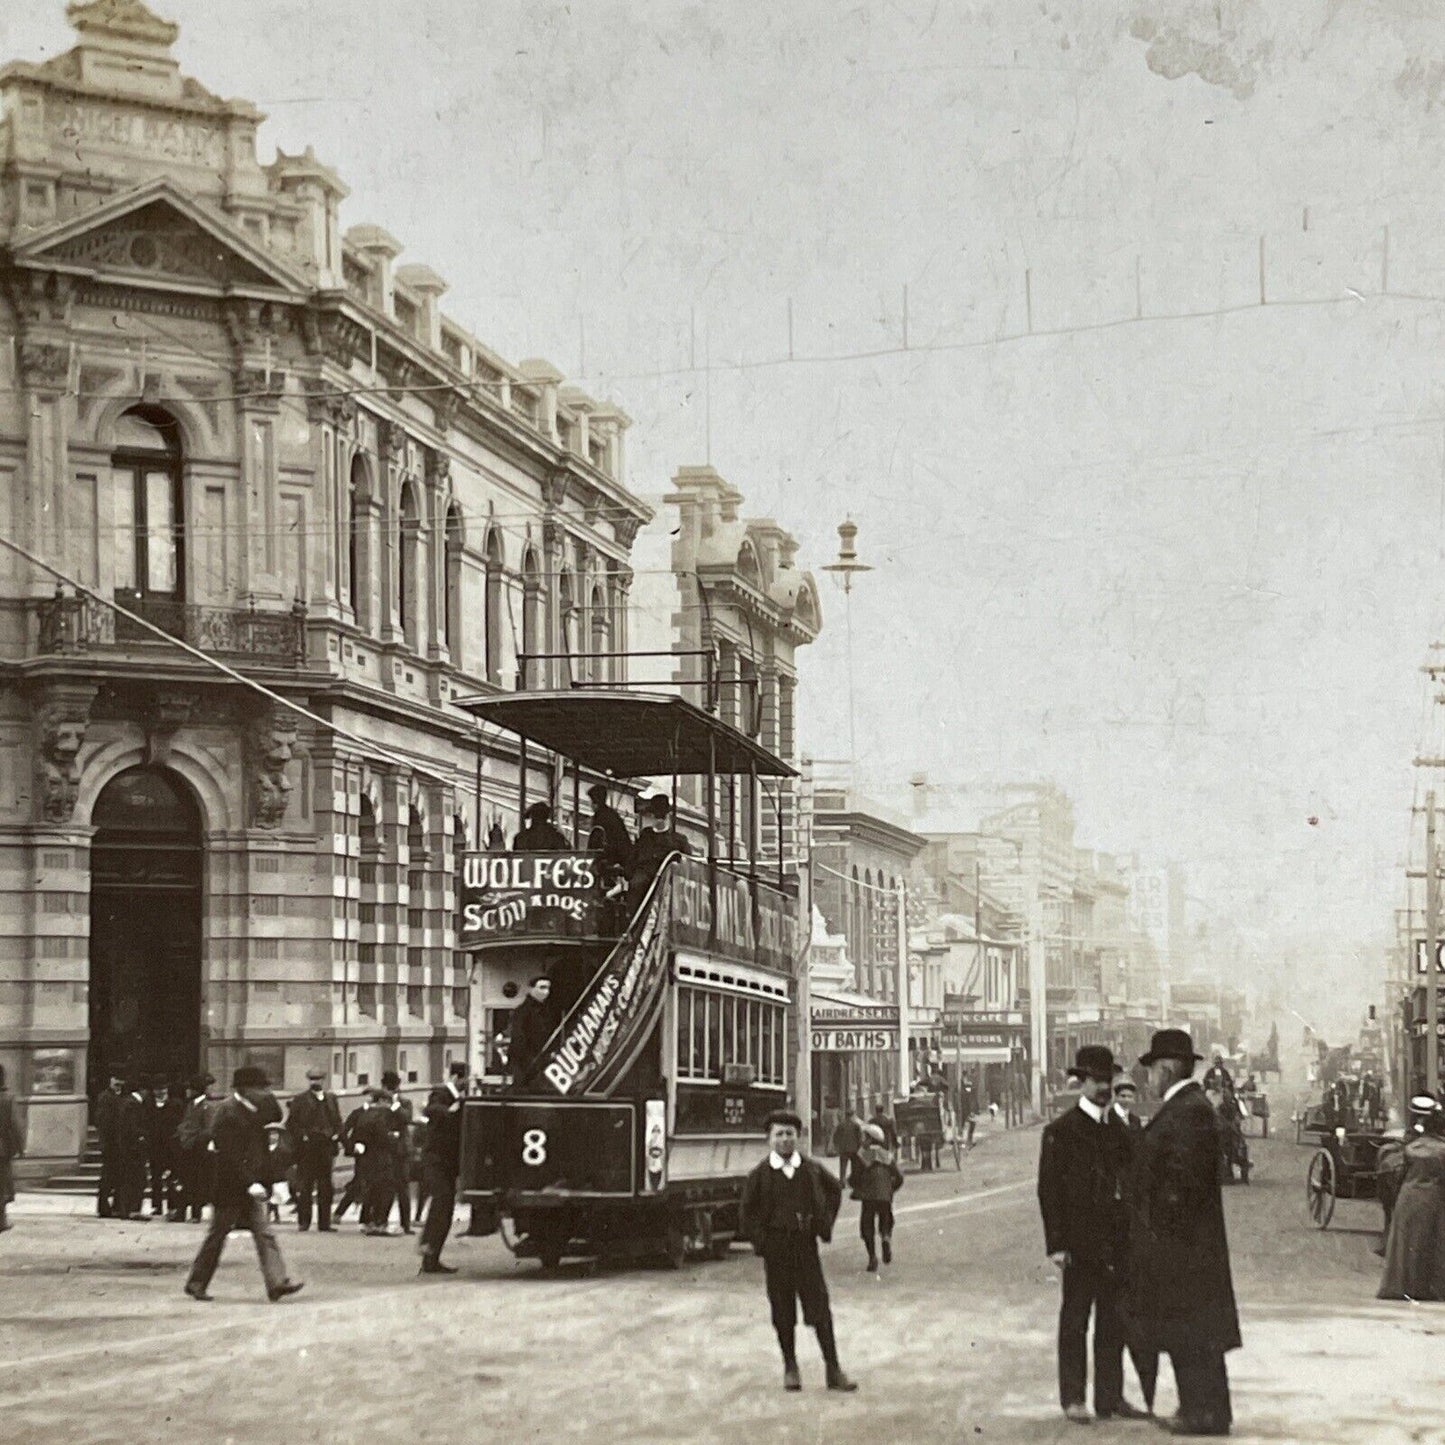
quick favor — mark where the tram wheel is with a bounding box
[1306,1149,1335,1229]
[538,1249,562,1272]
[661,1225,688,1270]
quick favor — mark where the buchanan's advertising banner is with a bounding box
[521,867,675,1097]
[457,852,600,947]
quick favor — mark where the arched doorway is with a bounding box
[88,767,203,1099]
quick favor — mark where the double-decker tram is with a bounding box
[453,687,802,1270]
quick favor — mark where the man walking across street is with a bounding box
[739,1109,857,1394]
[1037,1045,1149,1426]
[1126,1029,1241,1438]
[183,1066,303,1304]
[287,1065,342,1231]
[417,1060,467,1275]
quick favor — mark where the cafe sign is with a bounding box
[458,852,598,946]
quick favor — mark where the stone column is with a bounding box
[425,450,450,663]
[17,341,72,599]
[377,421,406,645]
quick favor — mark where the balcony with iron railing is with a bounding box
[32,589,309,666]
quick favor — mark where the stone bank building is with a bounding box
[0,2,652,1167]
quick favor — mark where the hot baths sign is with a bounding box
[458,852,599,945]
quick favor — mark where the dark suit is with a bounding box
[94,1086,126,1217]
[1038,1102,1132,1414]
[186,1090,289,1296]
[286,1087,343,1230]
[147,1096,183,1216]
[740,1155,845,1368]
[419,1081,464,1265]
[1123,1080,1240,1434]
[115,1093,151,1218]
[508,995,559,1085]
[175,1092,218,1220]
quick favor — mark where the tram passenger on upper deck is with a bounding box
[512,801,569,852]
[625,795,693,909]
[586,784,633,870]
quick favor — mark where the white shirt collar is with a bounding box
[769,1149,802,1178]
[232,1091,257,1113]
[1163,1077,1196,1105]
[1077,1095,1107,1124]
[1112,1101,1134,1121]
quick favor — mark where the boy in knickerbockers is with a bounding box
[739,1109,857,1393]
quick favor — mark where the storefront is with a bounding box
[808,990,899,1147]
[939,1011,1028,1116]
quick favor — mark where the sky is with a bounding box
[8,0,1445,1017]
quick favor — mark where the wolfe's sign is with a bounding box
[458,852,599,946]
[670,856,796,971]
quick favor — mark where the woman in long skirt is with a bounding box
[1378,1096,1445,1301]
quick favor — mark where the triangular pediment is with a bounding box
[13,179,310,301]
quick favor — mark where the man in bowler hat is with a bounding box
[1037,1045,1148,1424]
[417,1060,468,1275]
[183,1066,303,1303]
[1125,1029,1241,1437]
[739,1109,857,1393]
[286,1066,342,1231]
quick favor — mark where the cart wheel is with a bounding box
[1307,1149,1335,1228]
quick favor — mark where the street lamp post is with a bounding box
[821,519,873,781]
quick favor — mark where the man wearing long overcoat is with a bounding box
[1125,1029,1241,1438]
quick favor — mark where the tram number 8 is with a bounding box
[521,1128,548,1167]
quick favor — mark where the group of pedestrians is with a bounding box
[178,1057,469,1301]
[95,1071,217,1222]
[1038,1030,1240,1438]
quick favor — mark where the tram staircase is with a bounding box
[42,1127,103,1195]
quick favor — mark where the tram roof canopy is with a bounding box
[455,690,796,779]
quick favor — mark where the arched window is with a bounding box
[589,583,608,685]
[348,456,368,628]
[398,481,421,650]
[521,548,542,690]
[112,406,183,603]
[444,503,464,663]
[485,528,504,684]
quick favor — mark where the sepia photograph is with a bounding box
[1,1,1443,1440]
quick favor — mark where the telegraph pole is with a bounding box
[896,877,911,1096]
[1429,791,1439,1095]
[1029,886,1047,1117]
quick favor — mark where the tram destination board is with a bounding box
[458,852,600,946]
[465,1099,635,1197]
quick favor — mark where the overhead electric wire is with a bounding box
[0,532,460,790]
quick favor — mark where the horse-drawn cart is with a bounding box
[1305,1128,1391,1229]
